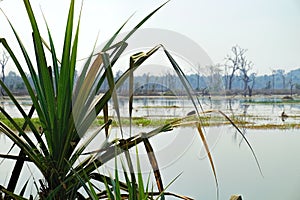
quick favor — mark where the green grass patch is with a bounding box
[0,117,41,131]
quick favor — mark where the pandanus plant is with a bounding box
[0,0,262,199]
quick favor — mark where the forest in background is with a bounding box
[1,66,300,97]
[1,45,300,97]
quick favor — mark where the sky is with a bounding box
[0,0,300,75]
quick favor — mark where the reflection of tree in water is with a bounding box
[142,97,149,117]
[227,99,233,113]
[237,104,250,146]
[231,102,250,146]
[227,99,238,143]
[242,104,250,115]
[134,82,172,96]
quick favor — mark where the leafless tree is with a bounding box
[288,75,295,96]
[225,45,247,90]
[271,69,276,93]
[239,54,254,97]
[0,50,9,95]
[145,72,150,94]
[196,64,201,91]
[225,45,254,96]
[247,73,256,97]
[206,64,223,92]
[277,69,286,89]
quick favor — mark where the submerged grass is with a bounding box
[246,123,300,130]
[139,105,180,109]
[1,113,299,131]
[242,99,300,104]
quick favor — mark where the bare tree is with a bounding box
[145,72,150,95]
[206,64,223,92]
[239,54,254,97]
[225,45,254,96]
[288,74,295,96]
[225,45,248,91]
[196,64,201,91]
[271,69,276,93]
[0,50,9,95]
[247,73,256,97]
[277,69,286,89]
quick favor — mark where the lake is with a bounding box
[0,95,300,199]
[162,127,300,200]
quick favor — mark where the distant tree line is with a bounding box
[1,45,300,97]
[98,67,300,96]
[1,67,300,97]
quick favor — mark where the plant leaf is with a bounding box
[143,138,165,199]
[196,122,219,199]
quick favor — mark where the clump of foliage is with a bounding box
[0,0,262,199]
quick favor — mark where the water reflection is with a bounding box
[164,127,300,200]
[1,126,299,199]
[1,96,300,127]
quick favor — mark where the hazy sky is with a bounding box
[0,0,300,75]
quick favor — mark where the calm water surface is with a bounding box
[1,96,300,199]
[162,127,300,200]
[2,96,300,125]
[0,126,299,199]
